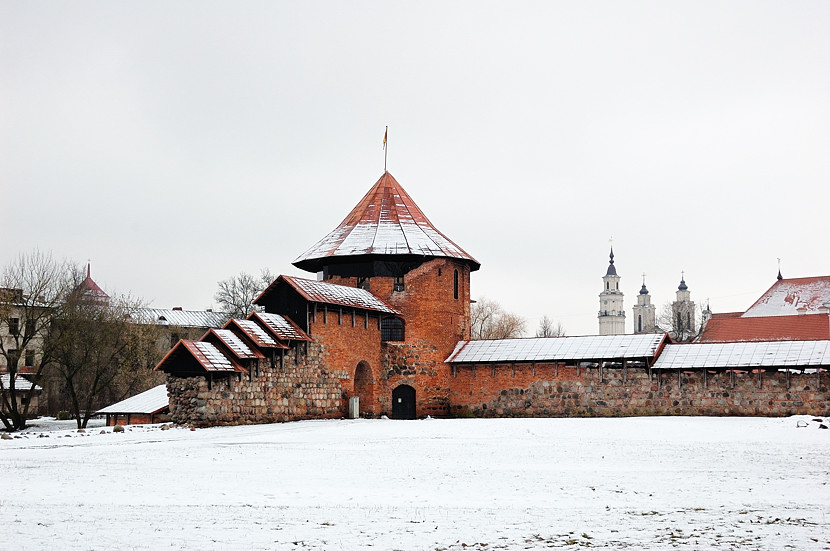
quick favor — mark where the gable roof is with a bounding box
[292,171,479,273]
[97,384,169,415]
[154,340,247,374]
[250,312,311,341]
[700,313,830,342]
[446,334,668,364]
[653,340,830,370]
[743,276,830,318]
[204,329,265,359]
[224,318,287,349]
[257,275,399,315]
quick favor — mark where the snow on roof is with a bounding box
[293,172,479,273]
[97,384,169,415]
[210,329,262,359]
[743,276,830,318]
[133,308,224,328]
[184,341,241,372]
[280,276,400,315]
[228,319,285,349]
[253,312,311,341]
[652,340,830,370]
[0,373,41,392]
[446,334,667,364]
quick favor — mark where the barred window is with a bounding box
[381,317,405,342]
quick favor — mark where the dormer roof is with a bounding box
[292,171,479,273]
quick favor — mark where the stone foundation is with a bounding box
[167,344,350,427]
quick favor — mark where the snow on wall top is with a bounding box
[229,319,283,348]
[652,340,830,370]
[281,276,399,315]
[742,277,830,318]
[293,172,479,272]
[253,312,311,341]
[133,308,224,328]
[96,384,169,415]
[211,329,261,359]
[446,334,666,364]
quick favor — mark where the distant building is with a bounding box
[632,277,657,334]
[700,275,830,342]
[598,248,625,335]
[671,275,696,341]
[96,384,170,426]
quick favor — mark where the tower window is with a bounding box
[638,315,642,333]
[393,276,404,292]
[357,277,370,290]
[453,270,459,300]
[381,317,405,342]
[606,281,609,290]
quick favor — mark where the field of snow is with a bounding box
[2,416,829,550]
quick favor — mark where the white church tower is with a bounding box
[632,275,656,334]
[671,273,696,341]
[598,248,625,335]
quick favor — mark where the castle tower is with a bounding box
[632,275,656,334]
[288,171,481,418]
[598,248,625,335]
[671,274,696,341]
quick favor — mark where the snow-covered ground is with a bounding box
[2,416,829,550]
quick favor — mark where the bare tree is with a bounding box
[470,297,526,340]
[47,286,160,429]
[0,251,74,431]
[535,315,565,338]
[214,269,274,321]
[656,301,706,342]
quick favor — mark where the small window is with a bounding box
[637,315,642,333]
[393,276,404,292]
[25,319,35,337]
[381,318,405,342]
[9,318,19,335]
[606,281,609,290]
[453,270,459,300]
[25,350,34,367]
[357,277,370,290]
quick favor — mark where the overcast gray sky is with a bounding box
[2,1,828,336]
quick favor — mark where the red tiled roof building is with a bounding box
[700,276,830,342]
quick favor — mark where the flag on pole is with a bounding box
[383,128,387,150]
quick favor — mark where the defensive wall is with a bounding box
[166,350,829,427]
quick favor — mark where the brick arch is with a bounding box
[353,361,375,418]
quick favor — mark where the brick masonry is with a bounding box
[165,258,829,426]
[448,362,829,417]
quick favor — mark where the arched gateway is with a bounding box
[353,361,374,417]
[391,384,416,420]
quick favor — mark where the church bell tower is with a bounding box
[598,247,625,335]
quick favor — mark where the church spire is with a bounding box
[606,246,617,276]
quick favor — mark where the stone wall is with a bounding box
[166,344,350,427]
[448,363,829,417]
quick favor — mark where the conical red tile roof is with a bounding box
[293,172,479,273]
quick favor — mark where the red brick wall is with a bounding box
[328,258,471,417]
[448,363,829,417]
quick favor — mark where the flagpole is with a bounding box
[383,126,388,172]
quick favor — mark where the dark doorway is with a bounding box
[391,384,416,420]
